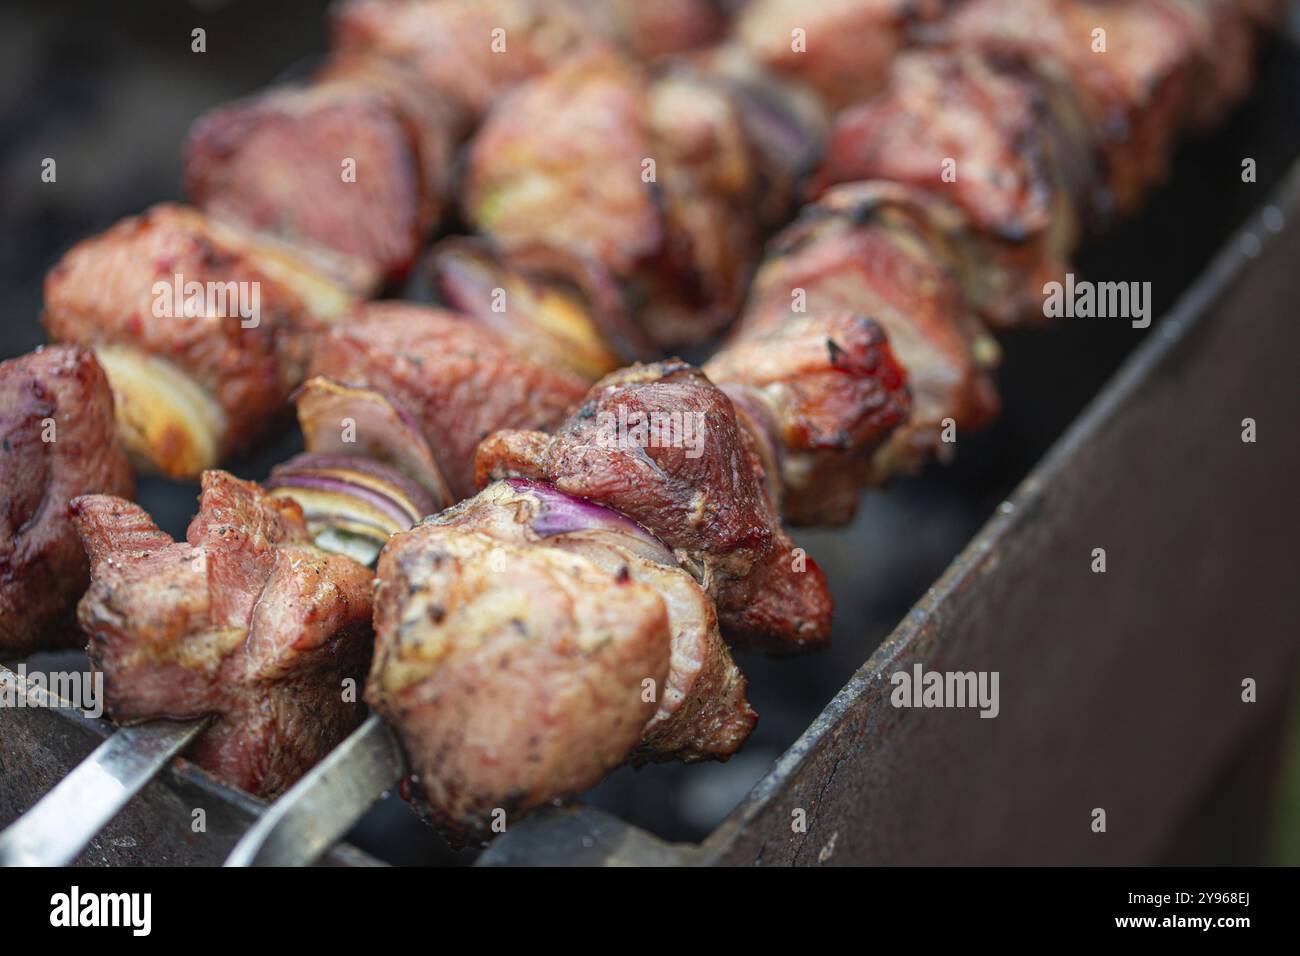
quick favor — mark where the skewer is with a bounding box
[0,717,210,867]
[223,715,404,867]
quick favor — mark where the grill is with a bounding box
[1,0,1298,866]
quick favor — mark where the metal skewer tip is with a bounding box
[0,717,210,867]
[223,714,404,867]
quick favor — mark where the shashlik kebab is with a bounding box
[184,0,727,296]
[36,0,890,481]
[0,0,1279,853]
[5,0,878,798]
[336,0,1286,841]
[58,292,906,797]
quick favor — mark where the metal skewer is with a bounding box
[0,717,210,867]
[223,714,404,867]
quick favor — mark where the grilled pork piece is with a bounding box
[0,347,134,653]
[733,0,948,110]
[476,360,833,654]
[307,302,588,500]
[42,204,358,478]
[943,0,1256,217]
[736,182,1001,485]
[331,0,724,121]
[462,47,812,349]
[185,56,460,294]
[705,310,911,526]
[369,494,672,841]
[811,47,1095,327]
[72,471,373,797]
[429,479,756,764]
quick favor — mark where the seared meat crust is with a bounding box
[369,516,670,841]
[185,57,459,293]
[812,47,1092,326]
[463,48,787,349]
[944,0,1257,216]
[42,204,357,477]
[705,311,911,525]
[72,472,373,797]
[308,302,588,500]
[475,360,833,653]
[740,182,1001,486]
[0,347,134,653]
[431,480,756,764]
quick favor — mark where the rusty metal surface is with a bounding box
[0,661,381,866]
[691,170,1300,867]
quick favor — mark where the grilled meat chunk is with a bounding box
[307,302,588,500]
[185,56,459,293]
[733,0,948,110]
[476,360,833,654]
[431,479,756,764]
[705,311,910,526]
[812,47,1094,326]
[369,505,671,841]
[0,347,134,653]
[943,0,1254,217]
[331,0,723,121]
[462,48,792,349]
[72,471,373,797]
[739,182,1001,483]
[42,204,357,478]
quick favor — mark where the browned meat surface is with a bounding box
[72,471,373,797]
[462,48,786,349]
[0,347,134,653]
[369,505,671,841]
[943,0,1254,217]
[705,311,911,526]
[734,0,948,110]
[331,0,723,121]
[812,47,1093,327]
[42,204,357,477]
[739,182,1001,483]
[308,302,588,500]
[185,56,459,293]
[431,479,756,764]
[476,360,833,654]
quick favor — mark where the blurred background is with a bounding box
[1,0,1297,864]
